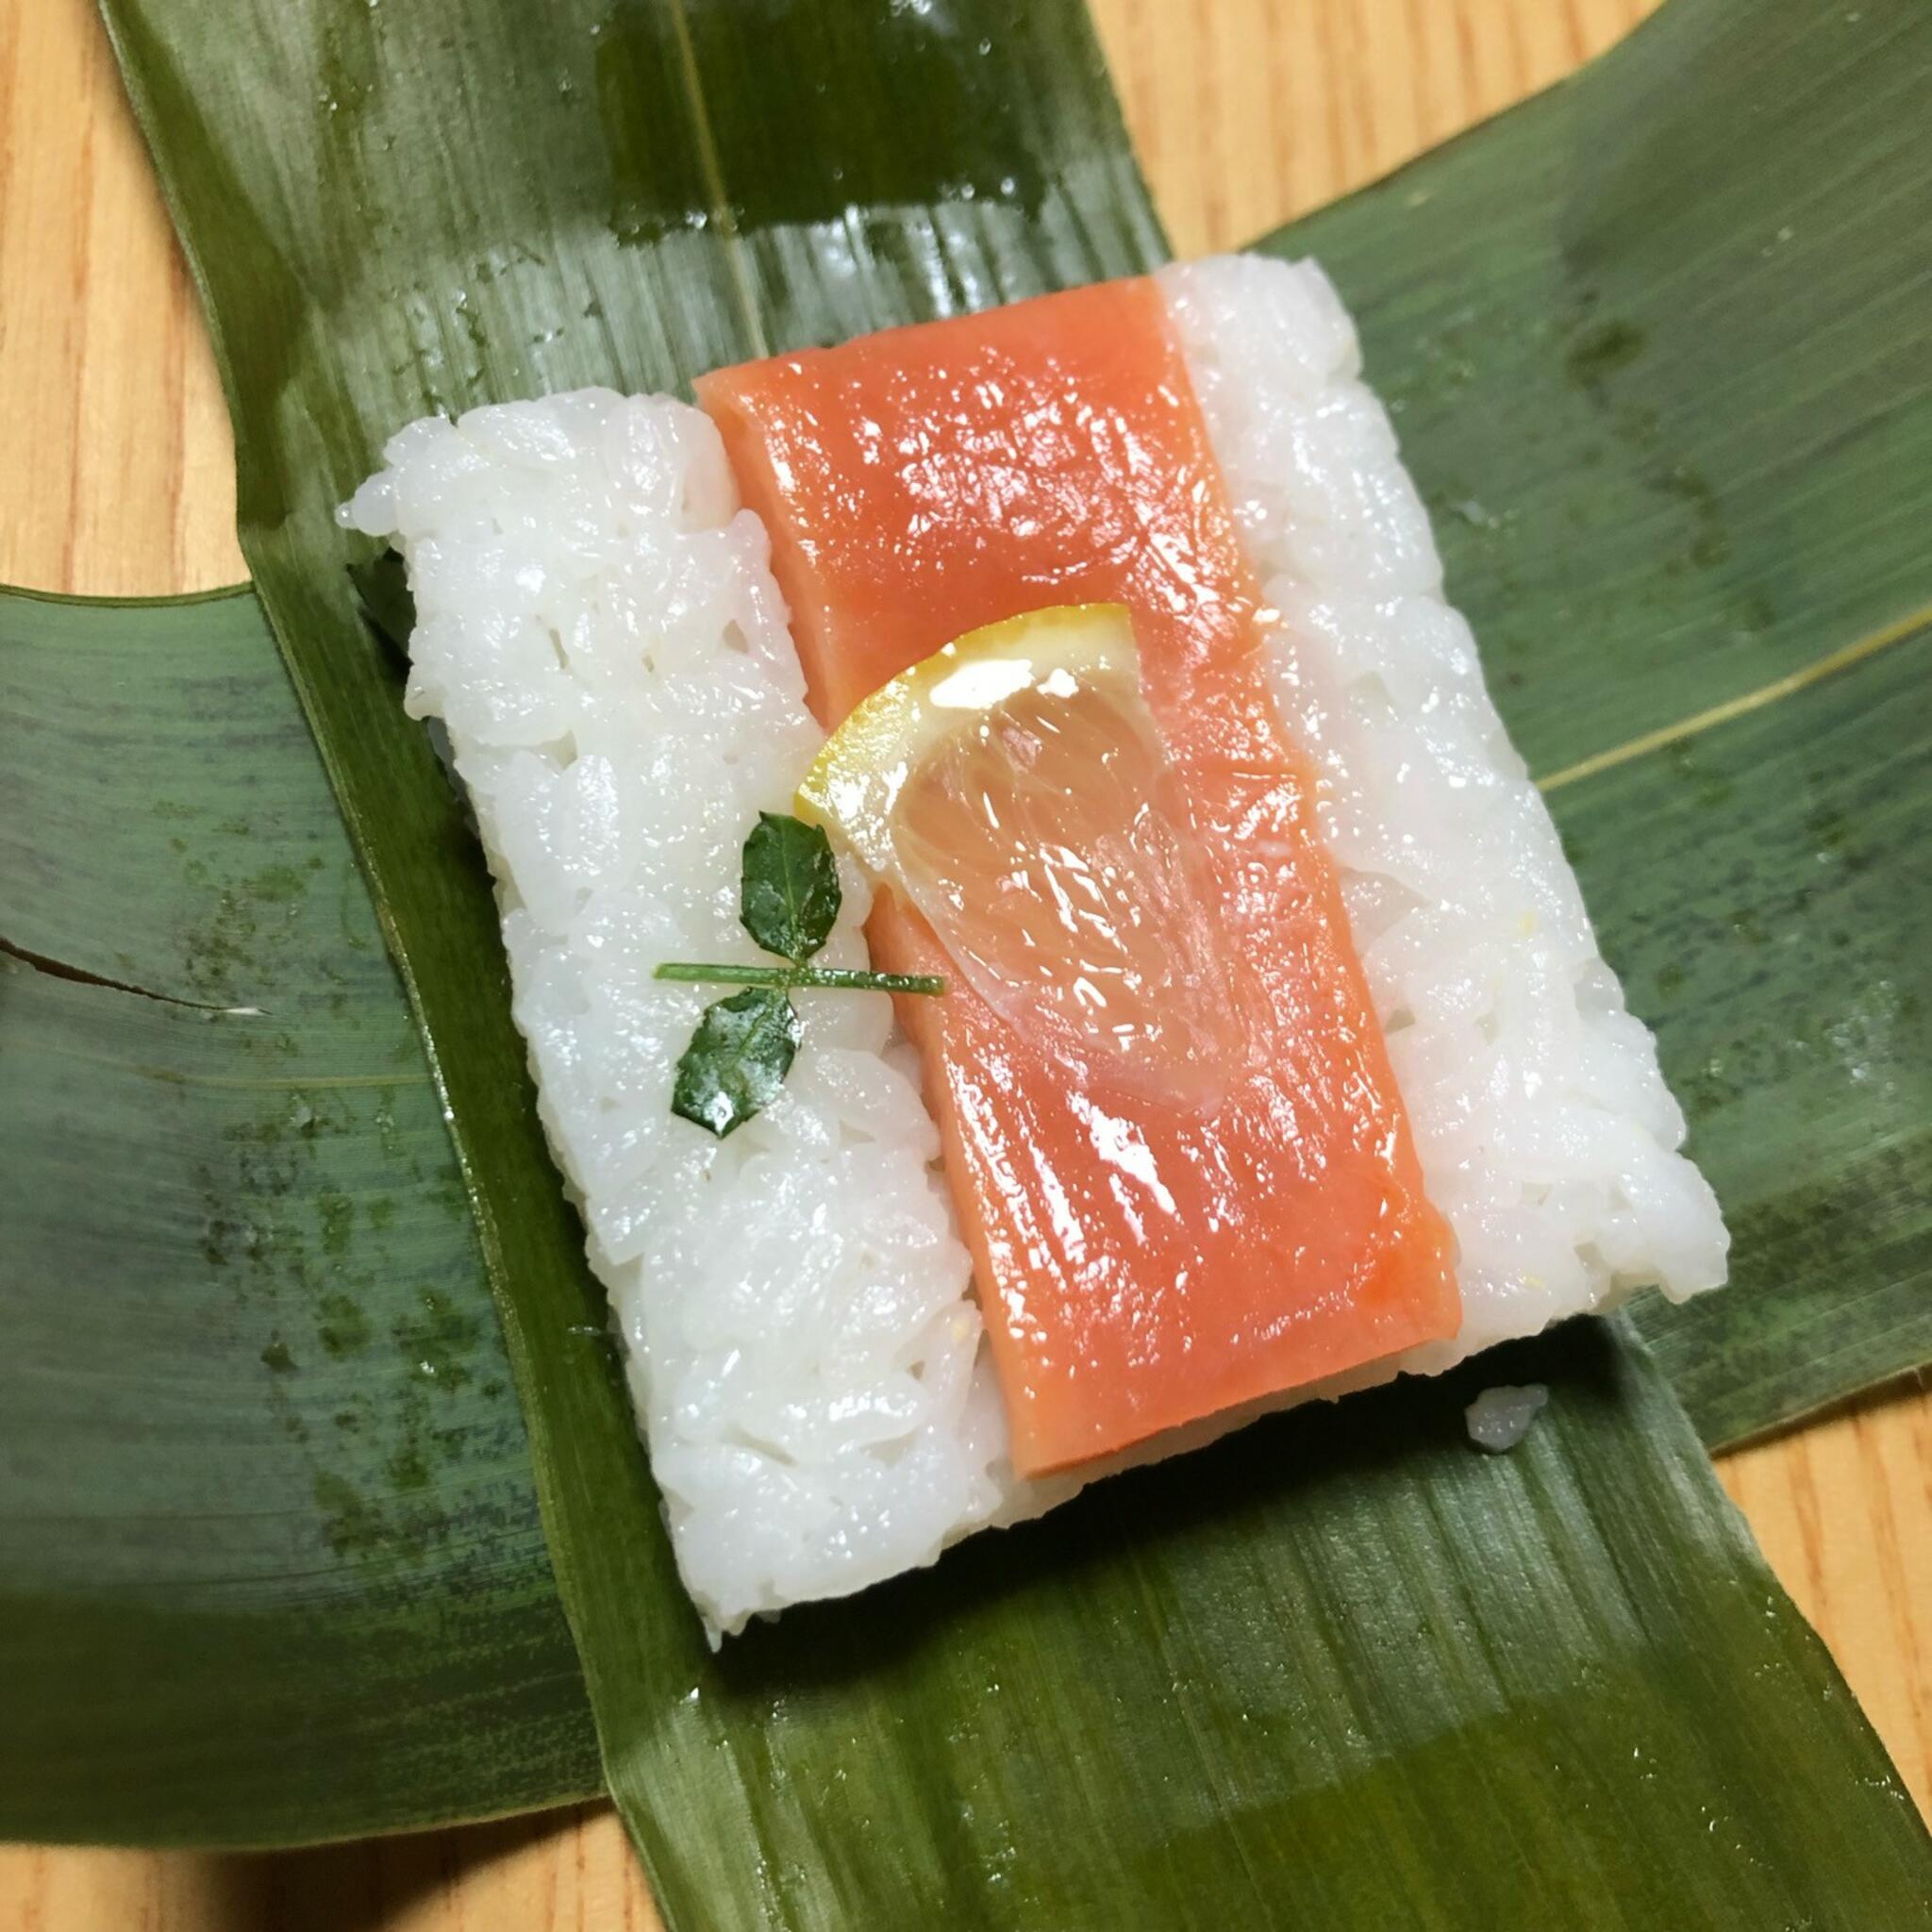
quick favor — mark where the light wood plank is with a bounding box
[0,0,238,591]
[0,0,1923,1924]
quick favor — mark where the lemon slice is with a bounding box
[797,603,1136,874]
[796,602,1239,1094]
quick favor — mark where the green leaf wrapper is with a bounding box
[0,588,599,1845]
[1,0,1911,1908]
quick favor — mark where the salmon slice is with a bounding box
[698,278,1459,1477]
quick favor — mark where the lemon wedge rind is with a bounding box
[795,602,1135,876]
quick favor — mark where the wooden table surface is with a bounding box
[2,0,1926,1923]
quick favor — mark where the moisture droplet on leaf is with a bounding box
[671,988,802,1138]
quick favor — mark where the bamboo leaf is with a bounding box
[1257,0,1932,1447]
[55,0,1932,1912]
[0,587,600,1845]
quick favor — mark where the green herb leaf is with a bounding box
[662,818,931,1133]
[740,812,841,964]
[671,988,802,1138]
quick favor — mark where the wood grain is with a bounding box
[1,0,1924,1923]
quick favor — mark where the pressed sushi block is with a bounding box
[341,256,1728,1636]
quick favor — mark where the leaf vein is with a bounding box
[1536,604,1932,793]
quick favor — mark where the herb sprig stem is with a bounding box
[666,811,945,1137]
[656,961,944,995]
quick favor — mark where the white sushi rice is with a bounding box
[343,255,1725,1636]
